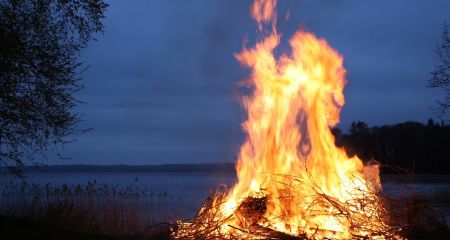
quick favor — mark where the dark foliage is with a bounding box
[334,119,450,174]
[0,0,108,172]
[387,194,450,240]
[429,23,450,120]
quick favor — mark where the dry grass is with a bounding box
[0,180,179,238]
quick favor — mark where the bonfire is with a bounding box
[173,0,404,239]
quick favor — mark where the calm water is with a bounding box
[1,171,449,224]
[1,171,237,218]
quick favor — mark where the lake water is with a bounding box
[0,171,237,219]
[1,171,449,225]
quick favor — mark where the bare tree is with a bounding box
[429,23,450,120]
[0,0,108,174]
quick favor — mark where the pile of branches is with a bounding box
[171,176,411,240]
[172,186,304,240]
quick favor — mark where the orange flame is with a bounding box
[219,1,391,238]
[251,0,277,31]
[174,1,401,239]
[221,29,383,237]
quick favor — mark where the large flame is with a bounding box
[174,1,401,239]
[220,30,383,237]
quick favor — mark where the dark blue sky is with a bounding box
[50,0,449,165]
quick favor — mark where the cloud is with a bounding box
[50,0,450,164]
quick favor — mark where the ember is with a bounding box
[173,0,404,239]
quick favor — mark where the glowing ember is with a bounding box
[173,1,403,239]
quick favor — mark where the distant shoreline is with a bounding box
[2,164,449,183]
[3,163,236,173]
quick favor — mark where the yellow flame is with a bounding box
[174,1,401,239]
[218,1,390,239]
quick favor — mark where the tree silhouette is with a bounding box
[0,0,107,173]
[429,23,450,120]
[334,120,450,174]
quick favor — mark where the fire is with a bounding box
[174,1,402,239]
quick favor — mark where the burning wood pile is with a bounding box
[173,178,404,239]
[172,0,407,239]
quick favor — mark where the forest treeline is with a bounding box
[333,119,450,174]
[4,120,449,175]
